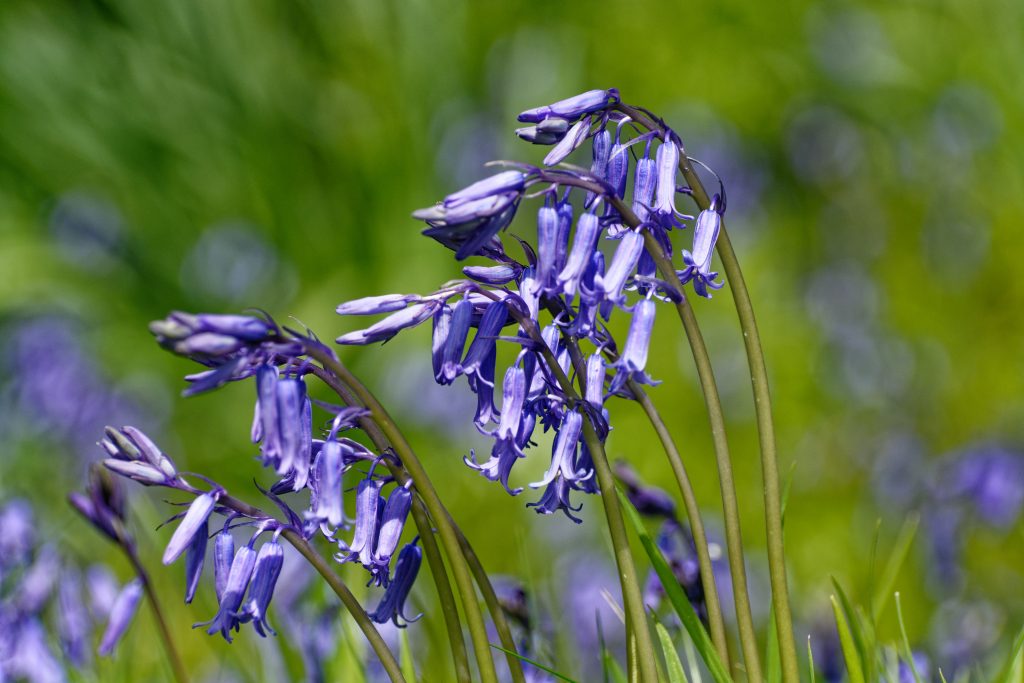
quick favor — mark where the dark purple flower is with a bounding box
[614,461,677,520]
[99,578,143,655]
[517,89,618,124]
[438,297,473,385]
[240,540,284,637]
[369,541,423,627]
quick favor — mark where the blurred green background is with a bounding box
[1,0,1022,680]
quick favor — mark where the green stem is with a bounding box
[310,362,525,683]
[676,152,799,683]
[123,550,189,683]
[503,307,658,683]
[562,335,730,666]
[641,228,762,682]
[616,100,799,681]
[413,500,474,683]
[627,379,731,665]
[310,364,473,682]
[308,350,499,683]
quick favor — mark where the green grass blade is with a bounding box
[682,630,704,683]
[830,594,866,683]
[490,645,578,683]
[807,635,817,683]
[655,620,690,683]
[830,577,869,678]
[400,629,417,682]
[996,626,1024,683]
[894,592,923,683]
[617,488,733,683]
[872,515,919,619]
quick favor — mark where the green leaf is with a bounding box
[807,635,817,683]
[830,594,866,683]
[872,515,919,620]
[996,626,1024,683]
[617,488,733,683]
[400,629,417,682]
[831,577,870,679]
[489,645,578,683]
[894,592,923,683]
[655,620,690,683]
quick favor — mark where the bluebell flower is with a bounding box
[181,516,208,606]
[240,540,284,637]
[608,298,659,395]
[601,230,645,308]
[531,410,587,489]
[462,263,522,286]
[99,578,143,655]
[437,297,473,385]
[517,89,618,124]
[415,174,527,260]
[163,491,218,565]
[373,485,413,567]
[213,527,235,602]
[898,652,931,683]
[336,475,385,569]
[431,304,453,382]
[544,118,592,166]
[614,461,677,520]
[642,519,704,619]
[557,211,602,296]
[100,425,178,487]
[527,475,583,523]
[534,202,562,295]
[336,294,422,316]
[198,542,257,642]
[16,545,60,614]
[336,301,441,345]
[568,250,605,339]
[466,365,528,494]
[652,138,684,228]
[679,197,725,298]
[310,439,346,528]
[462,300,510,386]
[369,541,423,627]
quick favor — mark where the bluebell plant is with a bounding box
[67,89,822,683]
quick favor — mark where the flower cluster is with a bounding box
[336,89,730,520]
[85,309,424,644]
